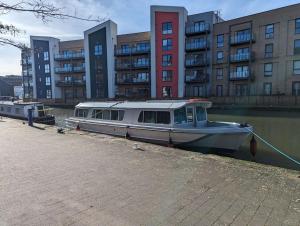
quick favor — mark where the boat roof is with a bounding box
[0,101,43,106]
[76,99,212,110]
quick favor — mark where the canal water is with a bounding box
[52,107,300,171]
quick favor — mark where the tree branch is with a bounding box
[0,37,27,49]
[0,0,104,23]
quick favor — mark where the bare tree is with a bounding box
[0,0,104,49]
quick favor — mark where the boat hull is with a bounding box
[0,113,55,125]
[65,118,251,151]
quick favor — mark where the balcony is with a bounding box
[185,41,209,52]
[185,57,209,67]
[132,61,150,69]
[115,63,132,70]
[115,45,150,56]
[55,79,86,87]
[55,66,85,74]
[21,59,32,65]
[230,52,254,63]
[185,24,210,36]
[116,77,150,85]
[230,33,255,45]
[54,51,85,61]
[185,73,209,83]
[229,70,251,81]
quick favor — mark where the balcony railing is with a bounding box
[115,61,150,70]
[185,41,209,51]
[185,73,209,83]
[185,58,209,67]
[229,70,251,80]
[55,80,86,87]
[114,46,150,56]
[21,59,32,65]
[54,66,85,74]
[230,52,254,63]
[185,24,210,35]
[132,61,150,69]
[230,33,255,45]
[54,52,85,60]
[116,77,150,85]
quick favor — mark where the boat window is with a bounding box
[75,108,88,118]
[157,111,171,124]
[0,106,4,111]
[187,107,194,123]
[15,108,20,114]
[138,111,170,124]
[7,107,11,113]
[119,110,125,121]
[102,110,110,120]
[144,111,156,123]
[138,111,143,122]
[111,110,119,120]
[92,110,103,119]
[174,107,187,124]
[196,106,206,121]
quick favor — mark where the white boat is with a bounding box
[65,99,253,151]
[0,98,55,125]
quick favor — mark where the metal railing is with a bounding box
[185,58,209,67]
[230,52,254,62]
[116,77,149,84]
[54,66,85,73]
[229,70,250,80]
[186,23,210,35]
[54,52,85,60]
[115,45,150,56]
[230,33,255,45]
[185,73,209,83]
[186,41,209,51]
[55,80,86,86]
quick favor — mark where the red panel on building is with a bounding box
[155,12,179,98]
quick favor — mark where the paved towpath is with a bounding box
[0,118,299,226]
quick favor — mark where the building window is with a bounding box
[162,54,172,66]
[265,44,273,58]
[263,83,272,95]
[265,24,274,39]
[294,39,300,55]
[264,63,273,77]
[46,90,52,99]
[217,34,224,48]
[216,68,223,80]
[45,77,51,86]
[162,70,172,81]
[94,44,102,56]
[45,64,50,73]
[162,86,172,97]
[162,39,172,51]
[216,85,223,97]
[296,18,300,34]
[121,44,130,54]
[236,84,248,96]
[162,22,172,34]
[194,21,206,32]
[217,51,224,62]
[293,82,300,96]
[293,60,300,75]
[44,51,49,61]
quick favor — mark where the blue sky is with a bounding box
[0,0,300,75]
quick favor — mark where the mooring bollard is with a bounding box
[28,108,33,126]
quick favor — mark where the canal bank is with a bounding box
[0,118,299,225]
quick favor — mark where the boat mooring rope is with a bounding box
[245,128,300,166]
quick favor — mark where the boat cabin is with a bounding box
[74,99,212,128]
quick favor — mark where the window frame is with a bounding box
[43,51,49,61]
[264,63,273,77]
[162,38,173,51]
[162,54,172,66]
[216,68,223,80]
[217,51,224,62]
[265,24,274,39]
[296,18,300,34]
[293,60,300,75]
[138,111,170,124]
[45,64,50,73]
[292,81,300,96]
[162,86,172,98]
[216,34,224,48]
[162,22,173,35]
[94,44,103,56]
[162,70,173,81]
[294,39,300,55]
[263,82,272,96]
[264,43,273,58]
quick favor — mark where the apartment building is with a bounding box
[115,32,151,99]
[22,3,300,104]
[211,3,300,98]
[54,39,86,103]
[21,49,33,99]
